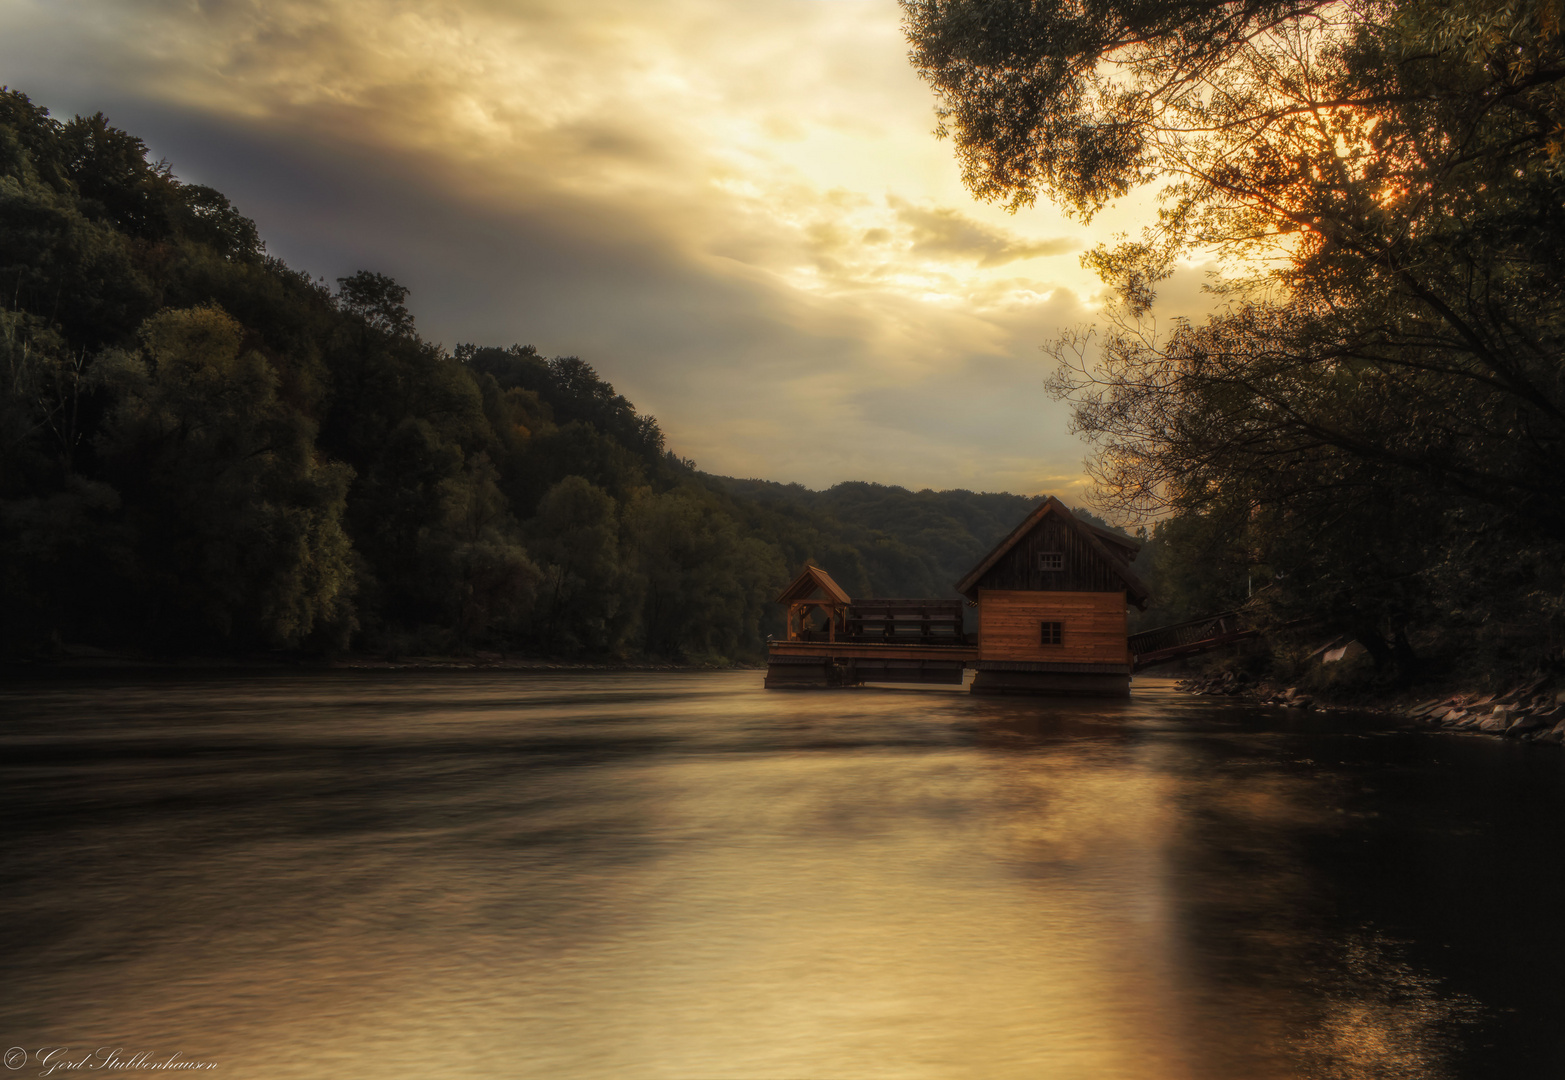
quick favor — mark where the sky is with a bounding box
[0,0,1214,501]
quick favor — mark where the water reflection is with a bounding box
[0,673,1558,1079]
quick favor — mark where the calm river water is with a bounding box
[1,671,1562,1079]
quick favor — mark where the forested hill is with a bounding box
[712,479,1128,600]
[0,89,1090,663]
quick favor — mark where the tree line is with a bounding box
[906,0,1565,684]
[0,90,1055,662]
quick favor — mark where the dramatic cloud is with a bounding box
[0,0,1206,501]
[889,197,1080,267]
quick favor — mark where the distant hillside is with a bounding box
[0,88,1146,663]
[711,479,1038,597]
[710,478,1150,602]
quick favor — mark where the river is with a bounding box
[1,671,1561,1079]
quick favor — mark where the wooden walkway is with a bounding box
[1128,611,1257,671]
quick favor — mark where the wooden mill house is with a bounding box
[765,496,1151,696]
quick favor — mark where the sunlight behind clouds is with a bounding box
[0,0,1200,500]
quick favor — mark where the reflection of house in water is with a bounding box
[765,496,1150,696]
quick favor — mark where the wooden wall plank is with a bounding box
[977,589,1129,664]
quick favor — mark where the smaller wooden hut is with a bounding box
[775,564,852,643]
[766,565,854,689]
[955,496,1150,696]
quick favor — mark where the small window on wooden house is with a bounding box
[1040,621,1063,646]
[1037,551,1064,572]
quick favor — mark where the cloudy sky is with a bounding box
[0,0,1211,499]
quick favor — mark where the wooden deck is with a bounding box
[765,639,978,688]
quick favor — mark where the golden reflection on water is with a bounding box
[0,674,1480,1079]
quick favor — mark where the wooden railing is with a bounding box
[1127,611,1254,669]
[793,598,967,646]
[847,599,966,645]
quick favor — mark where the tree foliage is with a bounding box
[906,0,1565,677]
[0,89,1043,661]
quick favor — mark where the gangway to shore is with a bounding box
[1128,611,1258,671]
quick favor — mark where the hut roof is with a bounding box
[953,496,1151,606]
[775,564,852,605]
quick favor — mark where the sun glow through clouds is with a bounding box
[0,0,1206,496]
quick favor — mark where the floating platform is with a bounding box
[766,501,1263,698]
[764,640,977,689]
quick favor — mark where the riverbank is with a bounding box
[1177,669,1565,744]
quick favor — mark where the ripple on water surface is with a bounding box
[1,671,1561,1079]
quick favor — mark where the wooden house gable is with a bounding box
[955,497,1150,607]
[775,564,851,606]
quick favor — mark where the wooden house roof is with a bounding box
[953,496,1151,607]
[775,564,852,605]
[1080,519,1142,563]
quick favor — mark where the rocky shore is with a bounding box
[1177,670,1565,744]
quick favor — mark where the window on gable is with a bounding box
[1037,551,1064,572]
[1041,621,1063,646]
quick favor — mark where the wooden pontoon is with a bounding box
[765,566,976,687]
[765,497,1150,695]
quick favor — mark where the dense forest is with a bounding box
[906,0,1565,689]
[0,89,1102,663]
